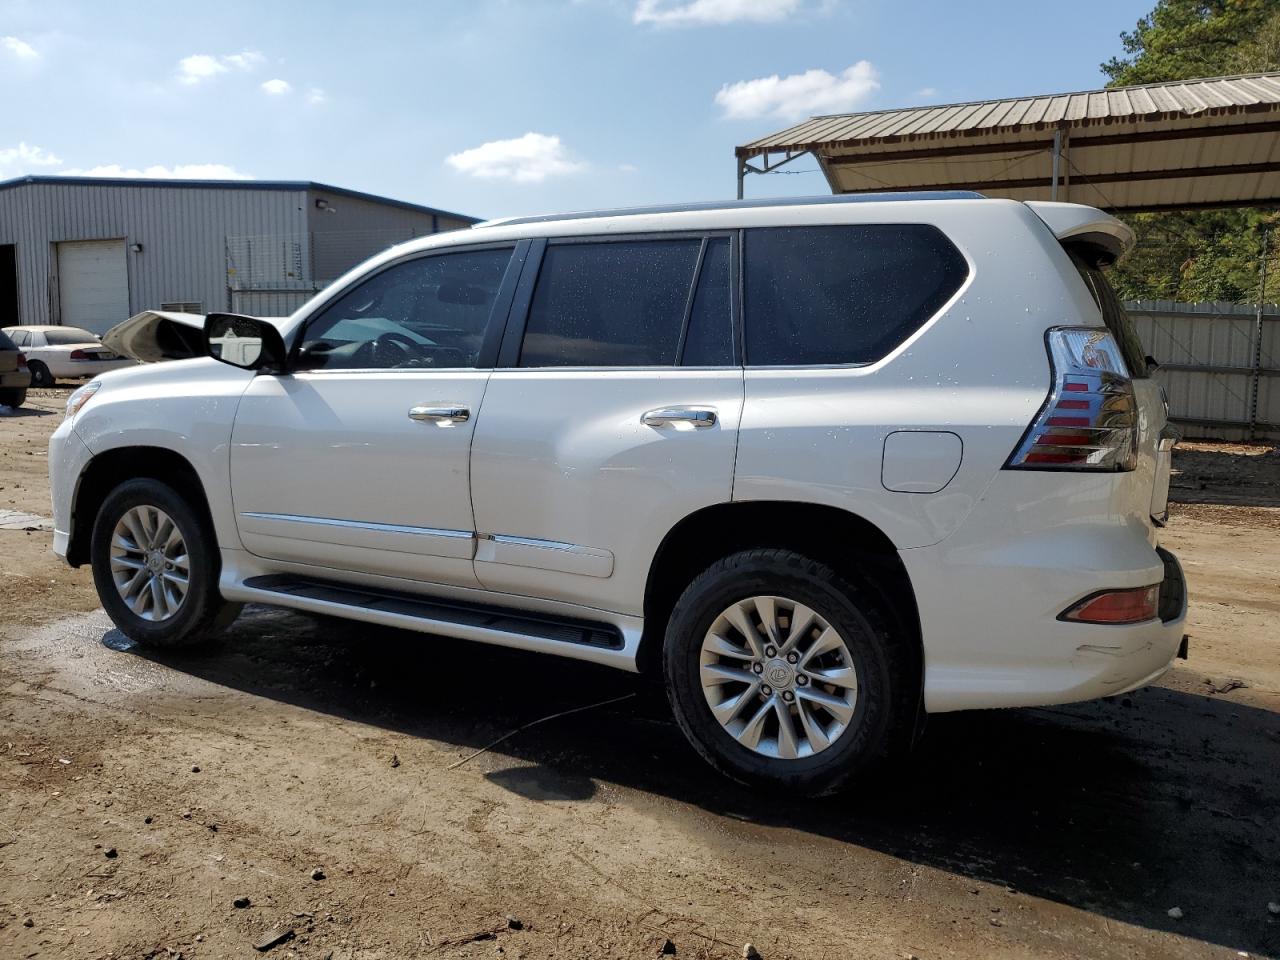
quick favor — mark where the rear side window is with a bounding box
[1068,249,1149,379]
[0,330,15,351]
[744,225,968,366]
[520,239,701,367]
[43,327,99,346]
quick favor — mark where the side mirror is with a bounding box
[204,313,287,371]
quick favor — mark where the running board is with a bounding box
[240,574,625,651]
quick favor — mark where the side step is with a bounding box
[242,574,625,650]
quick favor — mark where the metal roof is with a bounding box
[0,175,478,223]
[474,191,985,228]
[736,72,1280,213]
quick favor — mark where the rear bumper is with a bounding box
[48,358,134,379]
[0,369,32,389]
[906,531,1188,713]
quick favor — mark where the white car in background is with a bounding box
[2,325,135,387]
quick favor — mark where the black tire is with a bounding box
[663,549,912,796]
[90,478,241,648]
[0,387,25,408]
[27,361,53,388]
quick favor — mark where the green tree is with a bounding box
[1101,0,1280,304]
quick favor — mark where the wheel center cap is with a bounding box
[764,658,794,690]
[146,551,165,574]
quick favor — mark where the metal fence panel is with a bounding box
[1127,300,1279,442]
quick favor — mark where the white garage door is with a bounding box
[58,240,129,335]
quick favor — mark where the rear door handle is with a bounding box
[642,406,717,428]
[409,404,470,424]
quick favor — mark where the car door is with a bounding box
[229,242,523,586]
[468,233,744,614]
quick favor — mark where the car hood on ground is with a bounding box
[102,311,286,363]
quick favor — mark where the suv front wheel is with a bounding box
[90,478,241,648]
[663,549,910,796]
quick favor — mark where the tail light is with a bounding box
[1060,584,1160,625]
[69,349,89,360]
[1006,327,1138,471]
[16,352,27,369]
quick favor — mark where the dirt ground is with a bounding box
[1,388,1277,960]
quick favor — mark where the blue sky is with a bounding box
[1,0,1153,219]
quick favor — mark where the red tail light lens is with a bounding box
[1060,585,1160,625]
[1006,327,1138,471]
[69,349,89,360]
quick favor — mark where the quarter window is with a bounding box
[299,247,513,370]
[744,225,968,366]
[519,239,703,367]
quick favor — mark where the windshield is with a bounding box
[43,327,101,347]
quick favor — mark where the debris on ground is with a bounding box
[659,938,677,955]
[252,926,295,952]
[505,914,524,930]
[233,896,251,909]
[1167,907,1183,920]
[743,943,762,959]
[311,868,325,881]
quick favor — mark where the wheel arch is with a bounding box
[639,501,923,689]
[67,446,214,567]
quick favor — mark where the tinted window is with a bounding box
[1068,249,1149,379]
[520,239,701,367]
[744,225,968,366]
[43,327,99,346]
[681,237,734,366]
[300,248,512,370]
[6,329,27,348]
[0,330,15,351]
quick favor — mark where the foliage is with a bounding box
[1101,0,1280,303]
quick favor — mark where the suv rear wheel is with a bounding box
[90,478,241,648]
[663,549,909,796]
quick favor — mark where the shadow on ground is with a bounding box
[107,605,1279,957]
[1171,444,1280,508]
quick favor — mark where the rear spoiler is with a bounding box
[1024,202,1134,263]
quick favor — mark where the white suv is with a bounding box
[48,194,1187,795]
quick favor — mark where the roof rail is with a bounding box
[473,191,986,229]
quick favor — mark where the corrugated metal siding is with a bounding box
[0,181,307,326]
[306,189,470,282]
[1128,300,1280,442]
[743,72,1280,153]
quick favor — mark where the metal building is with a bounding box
[0,176,477,333]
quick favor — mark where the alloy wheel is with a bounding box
[699,595,859,760]
[109,505,190,621]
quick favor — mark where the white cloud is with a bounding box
[634,0,802,26]
[223,50,265,71]
[0,142,63,176]
[914,86,938,98]
[261,78,292,95]
[446,133,585,183]
[176,50,264,85]
[1,36,39,60]
[306,87,327,105]
[59,163,251,180]
[715,60,879,121]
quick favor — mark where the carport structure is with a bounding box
[734,71,1280,212]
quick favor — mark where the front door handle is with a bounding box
[641,406,717,429]
[409,404,470,424]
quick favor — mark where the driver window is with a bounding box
[298,247,513,370]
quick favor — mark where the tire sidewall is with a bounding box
[90,479,219,647]
[663,552,899,795]
[28,361,52,387]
